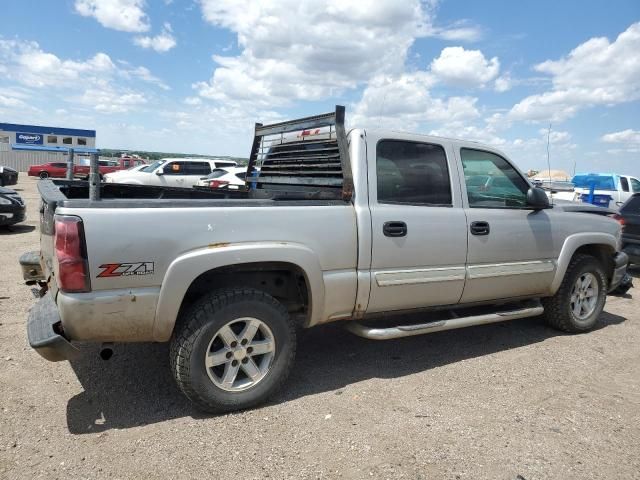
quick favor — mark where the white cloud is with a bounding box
[351,73,479,131]
[74,0,149,33]
[125,65,170,90]
[423,19,483,42]
[195,0,486,107]
[0,39,165,114]
[601,129,640,145]
[494,74,512,92]
[196,0,428,106]
[430,46,500,87]
[134,23,176,53]
[79,85,147,114]
[509,22,640,122]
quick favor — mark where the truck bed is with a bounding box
[38,179,349,210]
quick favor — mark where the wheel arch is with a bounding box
[550,233,618,294]
[152,242,324,341]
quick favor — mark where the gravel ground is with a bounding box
[1,177,639,480]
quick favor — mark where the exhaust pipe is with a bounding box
[99,343,113,360]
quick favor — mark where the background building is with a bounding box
[0,123,97,171]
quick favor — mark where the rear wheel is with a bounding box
[542,254,607,332]
[170,288,296,413]
[39,171,49,179]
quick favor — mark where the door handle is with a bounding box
[383,221,407,237]
[470,221,490,236]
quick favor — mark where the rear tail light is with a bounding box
[209,180,229,189]
[54,215,90,293]
[612,213,626,231]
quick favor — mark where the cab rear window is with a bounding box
[572,175,615,190]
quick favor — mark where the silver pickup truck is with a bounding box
[25,107,628,413]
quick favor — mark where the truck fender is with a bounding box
[152,242,325,341]
[550,232,618,294]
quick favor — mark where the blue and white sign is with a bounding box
[16,132,43,145]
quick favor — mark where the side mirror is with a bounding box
[155,170,164,176]
[527,187,550,209]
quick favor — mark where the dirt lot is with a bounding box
[1,177,639,479]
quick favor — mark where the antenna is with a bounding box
[546,122,553,205]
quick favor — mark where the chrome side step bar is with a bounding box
[344,303,544,341]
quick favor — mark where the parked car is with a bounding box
[23,107,628,413]
[572,173,640,208]
[28,162,69,179]
[28,157,147,180]
[615,193,640,265]
[0,187,25,226]
[75,157,147,179]
[0,166,18,187]
[102,163,148,182]
[197,166,249,190]
[106,158,236,188]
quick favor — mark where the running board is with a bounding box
[344,303,544,340]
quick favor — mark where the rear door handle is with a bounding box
[470,221,490,236]
[383,221,407,237]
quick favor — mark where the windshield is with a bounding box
[572,174,615,190]
[141,160,166,172]
[206,169,229,179]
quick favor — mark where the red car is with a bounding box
[74,157,147,179]
[28,162,69,179]
[28,157,147,180]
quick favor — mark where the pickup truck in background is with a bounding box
[573,172,640,208]
[74,156,147,179]
[25,107,628,413]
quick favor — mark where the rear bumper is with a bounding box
[1,172,18,186]
[27,292,79,362]
[622,243,640,265]
[608,252,629,292]
[0,206,26,225]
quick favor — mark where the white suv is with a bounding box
[106,158,237,188]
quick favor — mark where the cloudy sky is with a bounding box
[1,0,639,175]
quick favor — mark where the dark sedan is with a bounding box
[0,166,18,187]
[616,193,640,264]
[0,187,26,226]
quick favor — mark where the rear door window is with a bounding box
[184,162,212,175]
[376,140,452,206]
[631,178,640,193]
[620,177,630,192]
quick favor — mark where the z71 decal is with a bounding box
[98,262,155,278]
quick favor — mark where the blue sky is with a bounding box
[0,0,638,176]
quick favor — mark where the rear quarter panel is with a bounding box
[55,202,358,340]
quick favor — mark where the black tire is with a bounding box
[39,171,49,179]
[542,254,607,332]
[170,288,296,413]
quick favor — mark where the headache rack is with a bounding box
[247,105,353,201]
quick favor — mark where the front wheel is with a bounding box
[39,171,49,179]
[170,288,296,413]
[542,254,607,332]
